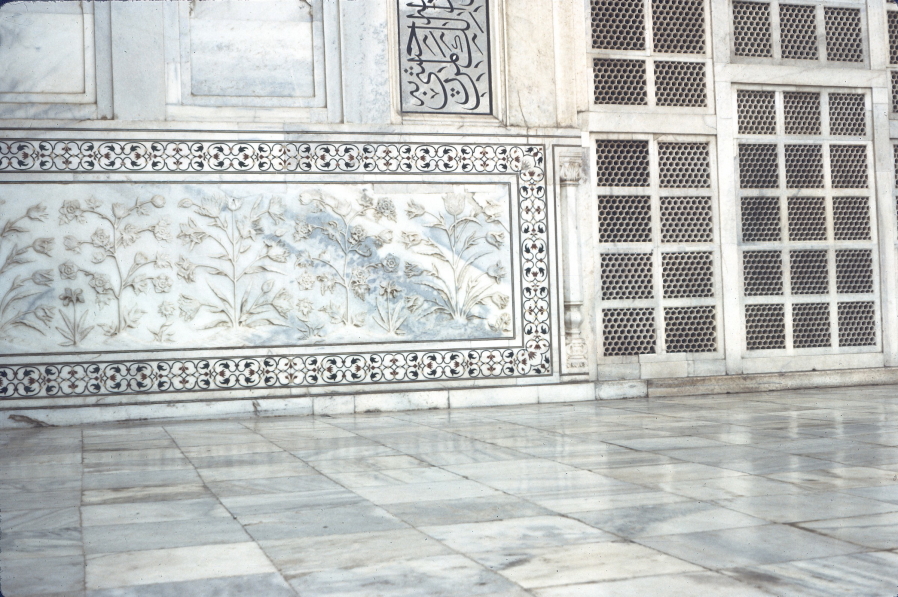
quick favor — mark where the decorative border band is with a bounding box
[0,141,551,398]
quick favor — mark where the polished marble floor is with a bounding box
[3,386,898,596]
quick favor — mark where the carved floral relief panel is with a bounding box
[0,140,550,399]
[0,183,515,355]
[398,0,492,115]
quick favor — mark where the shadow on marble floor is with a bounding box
[3,385,898,596]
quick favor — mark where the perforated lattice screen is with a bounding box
[651,0,705,54]
[594,59,648,105]
[601,253,655,299]
[823,7,863,63]
[603,308,657,355]
[660,197,714,242]
[597,196,652,242]
[654,61,707,107]
[780,4,819,61]
[596,136,719,358]
[738,90,777,135]
[591,0,646,50]
[736,87,878,353]
[828,93,866,136]
[783,92,822,136]
[784,144,824,189]
[733,1,773,57]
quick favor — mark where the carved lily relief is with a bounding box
[0,201,56,340]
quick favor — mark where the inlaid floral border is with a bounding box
[0,141,551,398]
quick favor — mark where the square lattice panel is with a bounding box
[595,136,720,359]
[731,1,868,66]
[737,86,879,354]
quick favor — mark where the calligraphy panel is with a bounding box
[397,0,492,115]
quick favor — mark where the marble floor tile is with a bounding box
[310,454,429,474]
[82,483,211,506]
[380,494,554,526]
[796,510,898,549]
[765,466,898,490]
[716,492,898,523]
[0,527,82,559]
[637,524,863,569]
[194,462,316,482]
[260,528,451,577]
[220,487,363,517]
[723,551,898,596]
[82,518,249,554]
[1,554,85,595]
[655,475,805,501]
[81,498,231,527]
[598,462,744,486]
[421,516,614,553]
[206,474,344,497]
[475,541,701,589]
[85,542,277,591]
[532,571,778,596]
[241,503,408,541]
[84,573,296,597]
[350,479,502,504]
[82,468,201,490]
[0,507,80,532]
[844,483,898,503]
[572,501,767,538]
[179,442,283,459]
[1,489,82,510]
[288,554,528,597]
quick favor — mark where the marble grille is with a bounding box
[594,137,720,359]
[736,87,879,354]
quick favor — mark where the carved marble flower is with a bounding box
[349,268,370,299]
[176,256,197,282]
[379,281,402,299]
[59,288,84,306]
[442,193,467,216]
[58,200,84,224]
[178,294,202,321]
[158,300,177,318]
[150,195,166,209]
[34,305,55,325]
[404,262,425,278]
[63,235,81,253]
[297,272,316,291]
[381,254,400,274]
[349,225,367,245]
[268,196,286,223]
[178,219,208,250]
[112,203,129,220]
[90,227,112,250]
[155,252,174,269]
[31,269,53,286]
[486,231,506,248]
[237,218,260,242]
[489,312,512,333]
[90,251,106,265]
[400,231,422,249]
[296,298,314,321]
[88,273,113,294]
[405,199,425,219]
[25,204,48,222]
[152,275,173,293]
[405,294,424,313]
[32,238,54,256]
[487,262,507,284]
[58,261,79,280]
[149,219,173,242]
[491,293,510,309]
[375,198,397,222]
[118,223,139,247]
[293,220,313,241]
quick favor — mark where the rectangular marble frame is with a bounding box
[0,138,556,402]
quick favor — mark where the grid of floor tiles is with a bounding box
[3,387,898,596]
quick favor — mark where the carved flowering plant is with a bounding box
[0,200,56,340]
[59,195,172,337]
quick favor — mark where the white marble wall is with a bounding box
[1,0,898,424]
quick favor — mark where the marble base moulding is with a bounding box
[0,139,568,422]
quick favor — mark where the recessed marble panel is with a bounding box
[188,1,315,98]
[0,6,86,94]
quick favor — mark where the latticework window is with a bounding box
[593,59,648,106]
[737,87,878,353]
[732,1,867,65]
[596,136,719,359]
[591,0,646,50]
